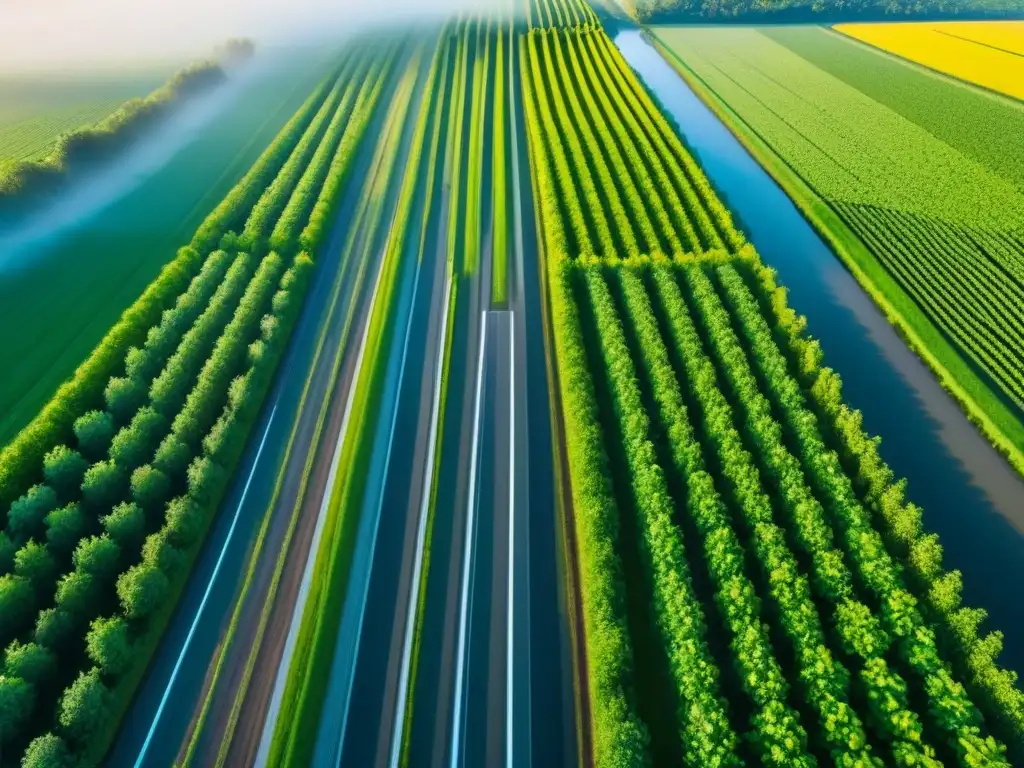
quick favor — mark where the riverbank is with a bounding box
[614,26,1024,695]
[646,28,1024,481]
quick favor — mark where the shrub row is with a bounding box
[712,261,1012,763]
[2,248,290,764]
[0,66,345,512]
[582,263,740,765]
[656,263,879,765]
[0,61,225,197]
[615,263,815,767]
[545,260,650,766]
[526,31,610,256]
[565,32,673,257]
[3,46,391,764]
[577,30,704,253]
[680,261,945,763]
[742,249,1024,755]
[299,52,394,253]
[237,72,348,251]
[269,53,368,254]
[593,31,744,252]
[544,33,643,259]
[190,72,337,253]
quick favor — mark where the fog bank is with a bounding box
[0,0,505,73]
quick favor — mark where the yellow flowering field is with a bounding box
[835,21,1024,101]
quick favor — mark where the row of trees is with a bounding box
[523,25,746,261]
[298,52,394,254]
[656,262,879,764]
[750,239,1024,758]
[617,263,816,766]
[529,0,601,29]
[715,260,1016,761]
[590,28,743,252]
[0,59,345,516]
[269,53,368,254]
[583,263,741,765]
[2,49,388,765]
[682,261,950,763]
[237,68,351,252]
[564,32,684,256]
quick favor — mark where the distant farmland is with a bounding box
[0,71,170,182]
[835,21,1024,102]
[653,25,1024,449]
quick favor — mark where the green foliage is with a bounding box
[85,616,133,677]
[72,535,121,580]
[0,61,224,196]
[81,461,125,509]
[129,465,171,513]
[22,733,73,768]
[14,540,58,587]
[109,406,168,471]
[73,411,115,461]
[116,563,168,620]
[0,532,14,573]
[42,446,88,498]
[34,608,75,651]
[0,575,36,648]
[0,245,201,508]
[582,264,740,765]
[101,502,147,549]
[55,570,99,619]
[44,503,87,556]
[0,674,34,743]
[7,484,59,543]
[58,667,109,744]
[4,641,56,686]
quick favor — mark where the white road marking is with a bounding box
[449,309,489,768]
[388,273,454,768]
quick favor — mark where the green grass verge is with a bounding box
[648,30,1024,480]
[491,31,510,307]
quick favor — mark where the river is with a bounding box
[614,29,1024,678]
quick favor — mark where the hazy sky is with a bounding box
[0,0,500,72]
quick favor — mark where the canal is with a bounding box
[615,28,1024,678]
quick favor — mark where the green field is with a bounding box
[0,38,393,765]
[0,71,172,179]
[525,5,1024,765]
[0,48,338,449]
[655,26,1024,431]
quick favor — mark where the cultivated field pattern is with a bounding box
[656,26,1024,415]
[1,2,1023,767]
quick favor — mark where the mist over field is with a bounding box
[0,0,507,72]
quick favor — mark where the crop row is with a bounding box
[519,12,1022,767]
[522,26,743,261]
[837,202,1024,410]
[720,254,1024,755]
[0,57,346,513]
[554,255,1013,766]
[528,0,600,30]
[0,45,392,766]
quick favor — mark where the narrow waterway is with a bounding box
[615,29,1024,678]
